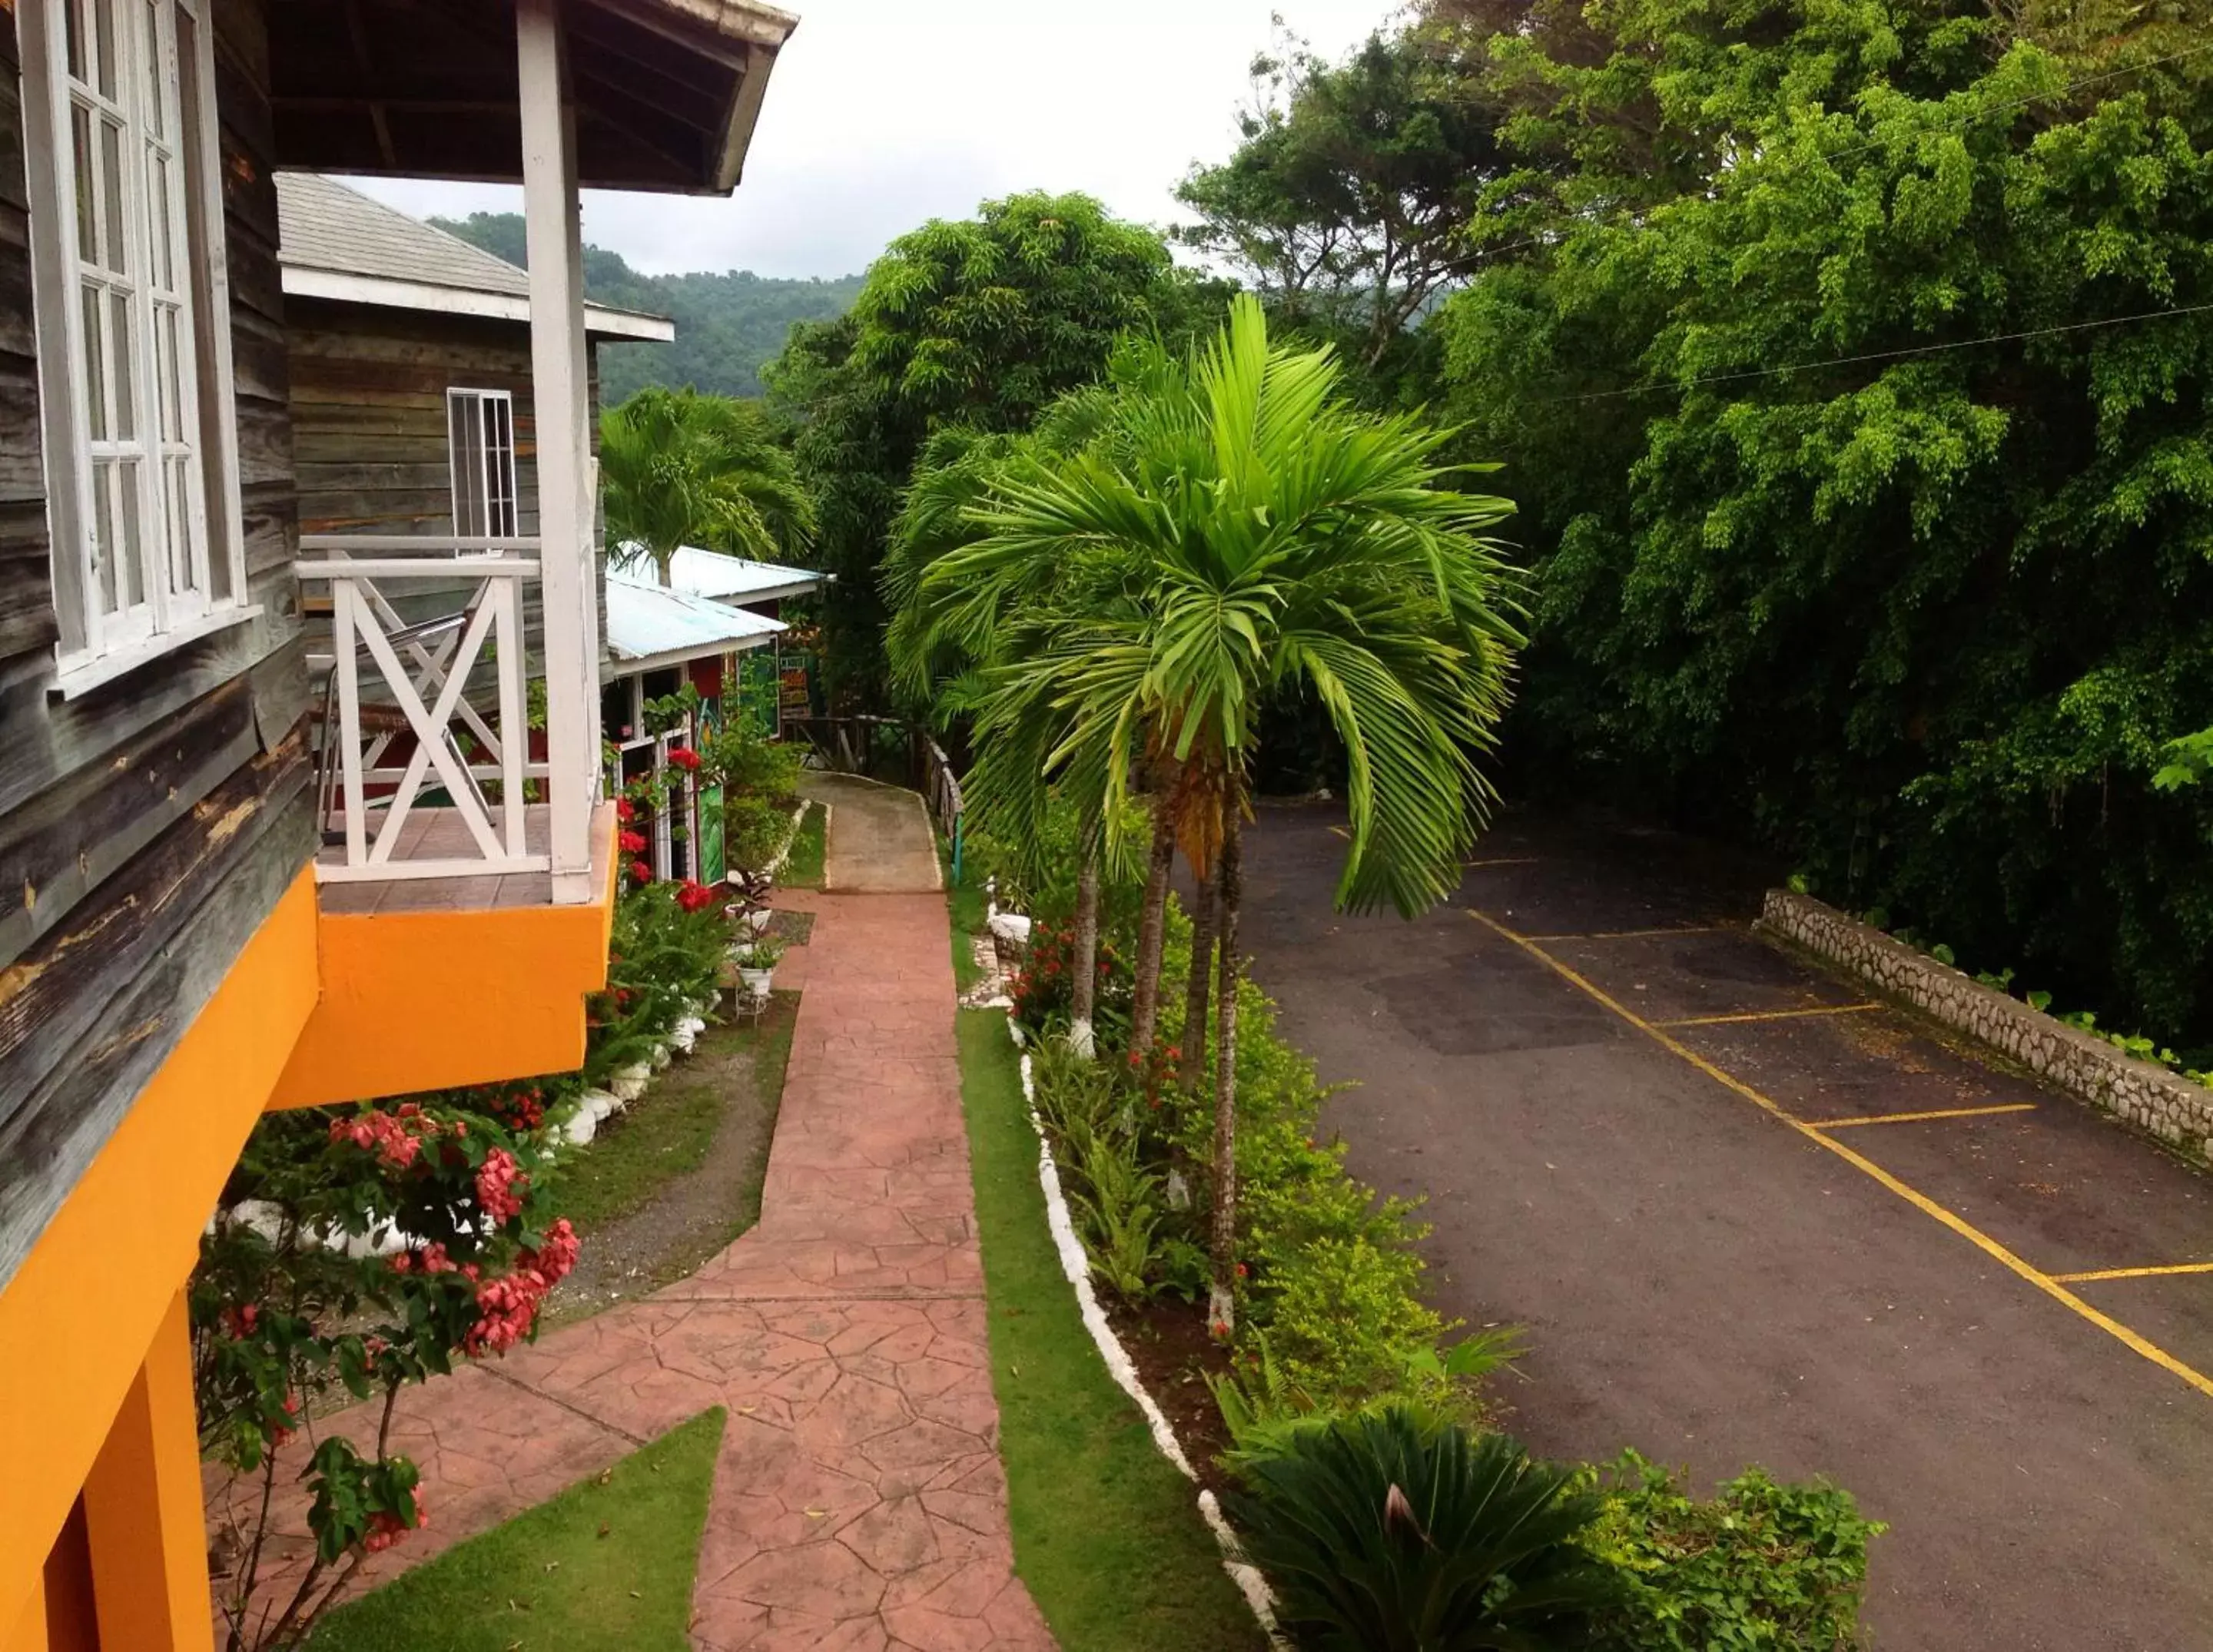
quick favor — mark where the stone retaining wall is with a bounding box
[1758,890,2213,1162]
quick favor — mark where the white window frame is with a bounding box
[447,387,519,540]
[18,0,250,695]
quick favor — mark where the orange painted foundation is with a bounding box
[0,873,320,1642]
[268,820,617,1110]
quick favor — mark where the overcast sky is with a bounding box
[356,0,1400,279]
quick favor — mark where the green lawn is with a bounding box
[309,1408,726,1652]
[955,1009,1265,1651]
[946,842,988,993]
[779,801,826,888]
[551,1008,794,1235]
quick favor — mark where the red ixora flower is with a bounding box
[618,828,648,854]
[675,879,717,914]
[615,797,636,823]
[666,745,702,772]
[475,1149,527,1225]
[628,859,653,884]
[363,1500,428,1554]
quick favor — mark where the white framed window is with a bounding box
[447,388,519,539]
[18,0,248,690]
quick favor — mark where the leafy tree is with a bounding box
[430,212,863,401]
[911,298,1521,1329]
[1175,23,1513,377]
[599,388,814,585]
[766,191,1225,705]
[1432,0,2213,1045]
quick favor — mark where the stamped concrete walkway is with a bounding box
[211,847,1051,1649]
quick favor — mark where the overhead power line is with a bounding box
[1531,300,2213,406]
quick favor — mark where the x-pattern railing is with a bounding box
[298,536,546,882]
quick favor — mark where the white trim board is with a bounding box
[281,266,675,340]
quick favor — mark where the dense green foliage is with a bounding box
[599,387,814,582]
[1221,1407,1624,1651]
[1583,1453,1884,1651]
[430,211,861,401]
[765,191,1227,703]
[1413,0,2213,1046]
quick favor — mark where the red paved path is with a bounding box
[211,887,1052,1651]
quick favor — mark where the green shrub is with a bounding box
[703,722,802,805]
[1583,1452,1883,1652]
[1262,1236,1452,1409]
[725,793,792,874]
[1223,1406,1624,1650]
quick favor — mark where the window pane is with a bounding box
[146,153,171,290]
[71,104,95,261]
[141,0,168,138]
[65,0,86,82]
[116,458,144,609]
[157,306,180,440]
[450,393,487,537]
[91,0,118,100]
[98,118,126,272]
[110,289,135,439]
[91,459,118,612]
[79,284,107,440]
[168,455,193,596]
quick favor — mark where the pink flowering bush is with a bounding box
[193,1097,575,1650]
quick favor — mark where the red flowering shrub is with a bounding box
[1007,919,1134,1046]
[194,1096,572,1650]
[627,858,654,884]
[618,828,648,855]
[666,743,702,771]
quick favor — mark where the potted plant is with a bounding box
[737,934,785,998]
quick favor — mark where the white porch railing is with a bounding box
[297,535,596,898]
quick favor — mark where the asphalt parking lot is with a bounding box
[1239,802,2213,1650]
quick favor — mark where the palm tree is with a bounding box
[601,387,816,585]
[941,295,1521,1332]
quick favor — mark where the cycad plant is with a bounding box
[1221,1408,1624,1651]
[927,295,1521,1330]
[601,386,816,585]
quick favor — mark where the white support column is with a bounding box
[519,0,596,902]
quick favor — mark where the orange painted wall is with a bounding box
[0,874,320,1639]
[267,827,616,1110]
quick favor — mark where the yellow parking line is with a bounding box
[1467,907,2213,1402]
[1657,1003,1883,1029]
[1806,1103,2038,1130]
[2053,1262,2213,1284]
[1525,925,1727,941]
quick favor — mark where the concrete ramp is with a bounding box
[799,771,942,893]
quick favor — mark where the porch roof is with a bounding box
[268,0,800,196]
[276,174,674,340]
[606,562,787,674]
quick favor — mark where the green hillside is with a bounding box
[431,212,862,403]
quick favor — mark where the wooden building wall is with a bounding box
[0,0,314,1290]
[284,299,611,668]
[287,299,553,539]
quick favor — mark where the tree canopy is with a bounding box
[765,190,1227,705]
[599,388,814,585]
[1408,0,2213,1045]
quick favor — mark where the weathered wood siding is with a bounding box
[285,300,609,670]
[287,299,550,539]
[0,0,314,1290]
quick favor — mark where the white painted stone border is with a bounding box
[761,798,818,881]
[1760,890,2213,1159]
[1002,1016,1286,1645]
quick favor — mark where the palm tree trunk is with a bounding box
[1069,831,1101,1059]
[1128,801,1178,1053]
[653,544,676,588]
[1178,867,1216,1091]
[1206,794,1243,1336]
